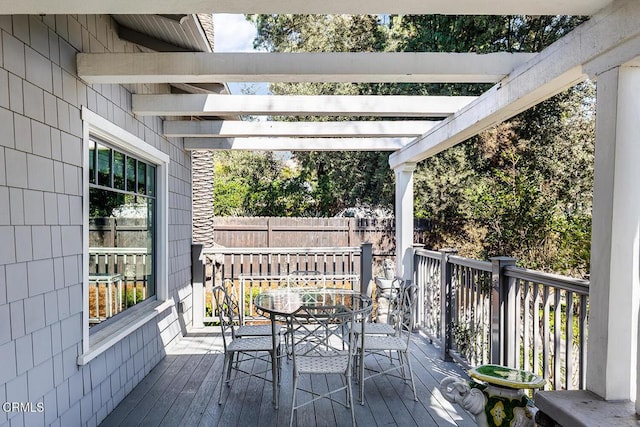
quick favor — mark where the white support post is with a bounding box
[587,65,640,402]
[393,162,417,281]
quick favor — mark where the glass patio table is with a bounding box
[253,287,372,409]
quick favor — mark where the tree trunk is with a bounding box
[191,149,215,246]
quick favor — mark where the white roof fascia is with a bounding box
[0,0,612,15]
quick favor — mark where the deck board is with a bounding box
[99,329,476,427]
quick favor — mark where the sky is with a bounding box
[212,14,270,95]
[212,14,258,52]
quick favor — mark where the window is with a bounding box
[88,139,156,327]
[80,107,169,365]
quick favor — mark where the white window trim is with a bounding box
[78,107,171,365]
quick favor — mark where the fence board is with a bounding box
[212,217,431,261]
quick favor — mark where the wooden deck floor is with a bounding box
[100,329,476,427]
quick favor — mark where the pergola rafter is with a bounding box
[164,120,438,138]
[77,52,536,84]
[132,94,476,117]
[184,137,412,151]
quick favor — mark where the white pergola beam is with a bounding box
[77,52,536,84]
[0,0,612,15]
[163,120,439,138]
[184,137,411,151]
[133,94,476,117]
[389,0,640,169]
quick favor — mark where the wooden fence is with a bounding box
[212,216,431,258]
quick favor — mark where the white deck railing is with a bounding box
[88,247,150,325]
[414,248,589,391]
[191,243,588,391]
[192,245,371,327]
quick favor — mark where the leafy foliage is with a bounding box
[389,15,594,276]
[218,14,596,277]
[252,14,395,216]
[213,151,311,216]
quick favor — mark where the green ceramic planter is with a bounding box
[440,364,545,427]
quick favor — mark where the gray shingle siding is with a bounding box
[0,14,192,426]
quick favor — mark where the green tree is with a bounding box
[252,14,394,216]
[390,15,593,276]
[213,151,311,216]
[247,14,594,276]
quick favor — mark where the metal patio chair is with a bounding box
[224,281,283,339]
[288,299,372,427]
[350,277,404,337]
[356,282,419,404]
[212,286,281,406]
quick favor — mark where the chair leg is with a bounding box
[226,352,235,384]
[277,346,282,385]
[289,375,299,427]
[359,350,365,405]
[218,353,231,405]
[347,378,356,426]
[398,349,407,380]
[403,351,418,401]
[343,376,350,408]
[271,350,279,408]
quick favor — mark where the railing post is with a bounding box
[192,244,205,329]
[360,242,373,297]
[490,256,517,366]
[440,248,457,362]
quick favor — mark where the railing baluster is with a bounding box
[416,255,425,327]
[566,291,575,390]
[230,253,236,282]
[523,281,531,372]
[514,278,522,369]
[107,279,112,318]
[532,283,540,374]
[469,268,476,365]
[95,282,100,319]
[479,271,487,364]
[554,289,562,390]
[543,286,550,389]
[579,294,588,389]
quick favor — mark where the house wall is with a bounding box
[0,14,193,426]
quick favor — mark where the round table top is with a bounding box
[254,287,371,317]
[468,364,546,389]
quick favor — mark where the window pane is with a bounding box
[97,144,111,187]
[126,157,136,192]
[147,165,155,197]
[88,187,155,327]
[113,151,125,190]
[89,140,96,184]
[145,197,155,297]
[137,162,146,195]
